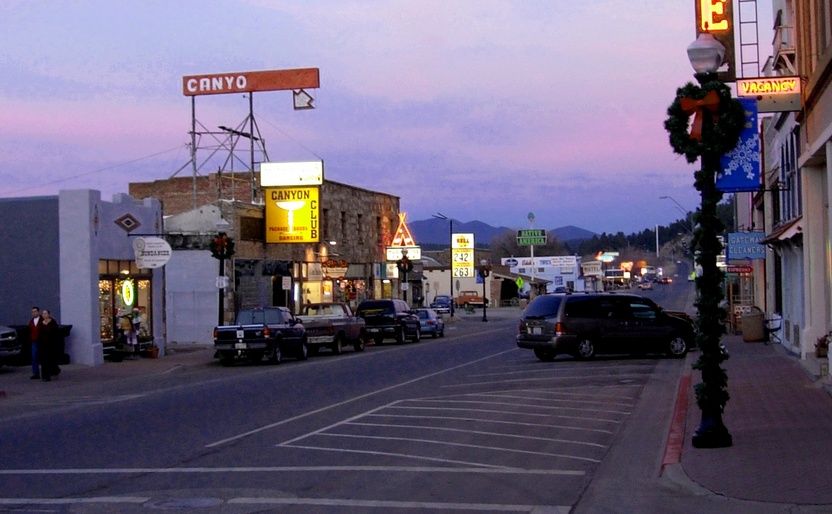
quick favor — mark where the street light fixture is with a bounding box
[685,32,732,449]
[432,212,454,318]
[659,195,694,234]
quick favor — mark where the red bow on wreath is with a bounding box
[680,90,720,142]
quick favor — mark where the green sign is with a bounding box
[517,229,546,246]
[517,236,547,246]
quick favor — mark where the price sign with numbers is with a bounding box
[452,233,475,279]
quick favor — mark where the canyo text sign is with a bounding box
[183,68,320,96]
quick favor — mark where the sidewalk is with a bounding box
[671,334,832,506]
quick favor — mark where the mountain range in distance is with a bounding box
[408,218,598,247]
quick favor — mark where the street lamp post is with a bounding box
[432,213,454,318]
[478,259,490,322]
[667,32,745,449]
[660,195,694,234]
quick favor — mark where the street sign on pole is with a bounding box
[517,229,546,246]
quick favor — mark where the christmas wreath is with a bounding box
[664,80,746,164]
[210,233,235,260]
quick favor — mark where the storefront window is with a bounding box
[98,260,152,345]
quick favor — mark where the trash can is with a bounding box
[741,308,766,342]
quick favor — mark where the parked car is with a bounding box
[296,302,367,355]
[638,281,654,290]
[0,325,21,367]
[516,292,694,362]
[429,295,453,314]
[416,308,445,338]
[355,299,420,344]
[213,306,307,365]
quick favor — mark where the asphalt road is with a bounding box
[0,288,695,513]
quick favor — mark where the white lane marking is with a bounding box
[470,392,635,407]
[0,496,572,513]
[346,421,607,448]
[384,405,623,423]
[440,373,652,388]
[404,398,630,415]
[311,433,602,463]
[0,497,150,504]
[0,466,583,475]
[467,364,657,378]
[366,413,615,434]
[283,444,518,469]
[230,497,573,512]
[206,349,517,448]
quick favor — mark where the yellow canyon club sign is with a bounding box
[265,187,320,243]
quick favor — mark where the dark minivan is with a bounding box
[355,299,421,344]
[516,292,694,362]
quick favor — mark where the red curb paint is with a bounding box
[662,373,690,470]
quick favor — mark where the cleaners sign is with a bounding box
[727,232,765,260]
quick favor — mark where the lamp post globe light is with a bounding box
[478,259,490,322]
[664,32,745,449]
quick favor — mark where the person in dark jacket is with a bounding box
[28,306,41,379]
[38,309,61,381]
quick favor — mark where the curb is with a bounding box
[661,372,690,471]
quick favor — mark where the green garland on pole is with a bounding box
[664,80,746,164]
[210,233,235,260]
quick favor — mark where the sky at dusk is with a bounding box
[0,1,773,235]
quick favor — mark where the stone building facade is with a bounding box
[130,174,400,338]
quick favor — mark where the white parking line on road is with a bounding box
[0,466,583,476]
[347,421,607,448]
[441,372,653,389]
[205,349,517,448]
[406,398,630,416]
[0,495,572,513]
[471,391,634,408]
[230,497,573,512]
[386,405,623,424]
[366,413,616,434]
[313,432,602,463]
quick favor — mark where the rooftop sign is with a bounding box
[182,68,320,96]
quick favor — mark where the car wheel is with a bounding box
[575,339,596,359]
[412,327,421,342]
[432,329,438,339]
[534,348,556,362]
[219,351,235,366]
[297,339,309,360]
[439,327,445,338]
[395,327,405,344]
[667,335,689,358]
[354,336,366,352]
[332,334,344,355]
[268,342,282,365]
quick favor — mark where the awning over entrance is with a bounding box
[760,216,803,245]
[344,264,366,279]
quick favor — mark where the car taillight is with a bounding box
[213,328,217,338]
[263,327,270,337]
[554,321,565,336]
[518,321,525,332]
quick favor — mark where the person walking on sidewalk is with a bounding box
[27,306,41,380]
[38,309,61,381]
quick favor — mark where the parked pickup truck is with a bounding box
[455,290,488,308]
[297,302,367,355]
[213,306,307,366]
